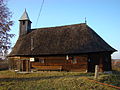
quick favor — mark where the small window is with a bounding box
[39,59,44,63]
[35,58,39,62]
[72,58,77,64]
[31,37,34,51]
[35,58,44,63]
[23,21,25,25]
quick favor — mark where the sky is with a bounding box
[7,0,120,59]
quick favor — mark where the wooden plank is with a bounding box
[32,65,62,71]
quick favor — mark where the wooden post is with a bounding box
[26,60,28,72]
[21,60,23,72]
[94,65,99,79]
[28,60,31,72]
[26,60,31,72]
[17,60,21,71]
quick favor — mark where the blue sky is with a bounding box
[8,0,120,59]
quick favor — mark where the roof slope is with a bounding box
[19,9,30,21]
[9,23,116,56]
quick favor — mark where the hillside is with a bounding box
[112,59,120,69]
[112,59,120,62]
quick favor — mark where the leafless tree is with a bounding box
[0,0,14,56]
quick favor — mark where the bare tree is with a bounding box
[0,0,14,56]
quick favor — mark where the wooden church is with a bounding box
[8,10,116,72]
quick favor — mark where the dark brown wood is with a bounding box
[8,21,116,72]
[8,52,113,72]
[32,65,62,71]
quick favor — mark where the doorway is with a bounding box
[87,59,96,72]
[20,60,31,72]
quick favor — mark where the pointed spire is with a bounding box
[19,9,30,21]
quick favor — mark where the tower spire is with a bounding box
[19,9,32,36]
[19,9,30,21]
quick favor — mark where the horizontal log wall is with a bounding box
[8,52,112,72]
[31,56,88,72]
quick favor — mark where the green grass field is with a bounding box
[0,70,119,90]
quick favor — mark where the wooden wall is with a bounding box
[8,57,31,72]
[8,52,112,72]
[87,52,112,72]
[31,56,88,72]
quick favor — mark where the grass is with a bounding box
[96,67,120,87]
[0,70,118,90]
[98,74,120,87]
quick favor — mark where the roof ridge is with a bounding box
[32,23,86,30]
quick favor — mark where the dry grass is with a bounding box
[0,70,117,90]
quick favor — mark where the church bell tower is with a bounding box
[19,9,32,36]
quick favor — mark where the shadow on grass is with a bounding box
[0,68,8,71]
[0,75,65,82]
[0,73,94,82]
[112,70,120,75]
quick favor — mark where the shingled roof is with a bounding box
[9,23,116,56]
[19,9,30,21]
